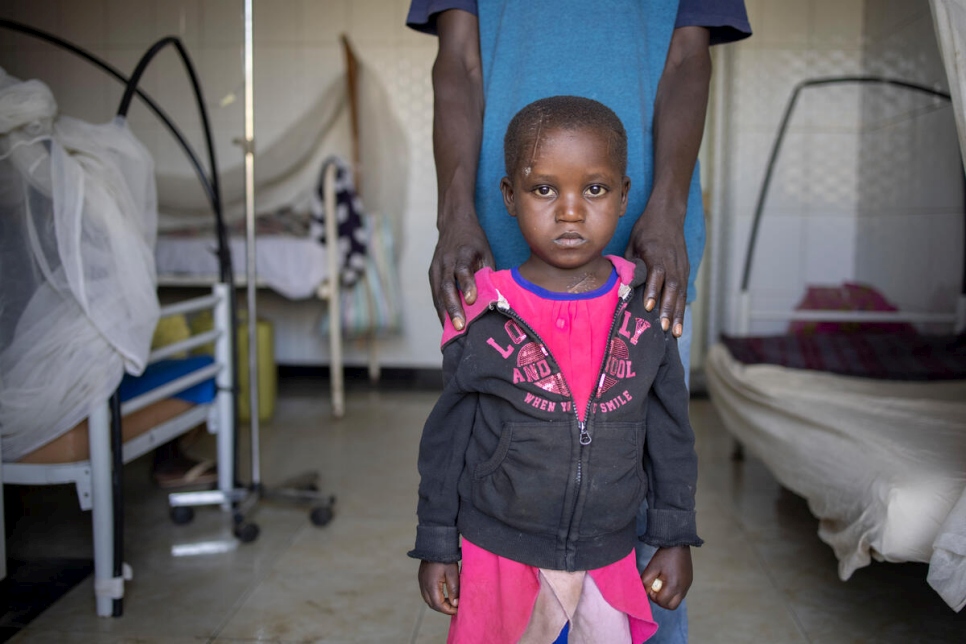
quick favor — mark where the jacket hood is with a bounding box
[441,255,647,346]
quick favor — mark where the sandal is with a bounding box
[153,457,218,490]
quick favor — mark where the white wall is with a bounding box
[857,1,963,323]
[0,0,446,368]
[716,0,867,336]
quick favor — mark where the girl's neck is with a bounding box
[516,255,613,294]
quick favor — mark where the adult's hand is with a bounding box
[626,209,689,337]
[429,214,493,330]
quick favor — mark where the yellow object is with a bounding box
[189,309,215,355]
[236,317,277,422]
[151,314,191,357]
[187,309,276,422]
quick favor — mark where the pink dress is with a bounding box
[446,264,657,643]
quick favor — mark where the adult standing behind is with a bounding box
[406,2,750,642]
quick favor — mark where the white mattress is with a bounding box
[705,343,966,610]
[155,234,329,300]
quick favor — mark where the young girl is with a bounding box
[409,96,701,643]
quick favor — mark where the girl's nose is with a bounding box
[556,193,584,222]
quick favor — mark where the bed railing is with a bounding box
[2,283,235,617]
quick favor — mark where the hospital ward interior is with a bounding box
[0,0,965,642]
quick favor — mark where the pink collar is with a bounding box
[441,256,637,346]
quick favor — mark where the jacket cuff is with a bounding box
[408,525,462,562]
[641,509,704,548]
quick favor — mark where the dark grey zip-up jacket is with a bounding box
[409,257,701,572]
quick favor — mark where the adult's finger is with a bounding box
[454,257,479,307]
[644,267,670,330]
[657,279,683,337]
[439,277,466,331]
[671,288,687,339]
[428,253,467,330]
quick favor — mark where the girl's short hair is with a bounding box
[504,95,628,177]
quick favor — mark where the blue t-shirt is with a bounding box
[407,0,752,45]
[407,0,751,301]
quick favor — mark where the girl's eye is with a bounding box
[586,184,608,196]
[534,185,554,196]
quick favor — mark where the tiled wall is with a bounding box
[718,0,868,335]
[715,0,962,337]
[857,1,963,321]
[0,0,445,367]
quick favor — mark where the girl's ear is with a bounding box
[618,176,631,217]
[500,176,517,217]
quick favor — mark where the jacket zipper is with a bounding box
[495,283,633,559]
[580,283,633,440]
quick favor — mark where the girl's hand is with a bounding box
[418,560,461,615]
[641,545,692,610]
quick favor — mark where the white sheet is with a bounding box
[929,486,966,611]
[155,234,329,300]
[705,344,966,608]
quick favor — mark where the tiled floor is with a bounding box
[5,376,964,643]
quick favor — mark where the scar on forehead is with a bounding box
[521,118,544,177]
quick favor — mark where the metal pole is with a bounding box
[88,403,114,617]
[242,0,260,486]
[707,45,731,345]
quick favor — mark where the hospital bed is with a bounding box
[705,77,966,612]
[153,35,400,417]
[3,286,237,617]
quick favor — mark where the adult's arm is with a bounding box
[626,25,711,337]
[429,9,492,330]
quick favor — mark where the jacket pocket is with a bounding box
[473,420,572,535]
[579,421,647,536]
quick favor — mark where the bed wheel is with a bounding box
[310,503,334,527]
[233,521,260,543]
[170,506,195,525]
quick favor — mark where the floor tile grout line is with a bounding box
[207,520,315,641]
[728,465,814,644]
[409,602,427,644]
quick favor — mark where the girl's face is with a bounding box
[501,125,629,290]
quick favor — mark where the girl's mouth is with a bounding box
[555,232,585,247]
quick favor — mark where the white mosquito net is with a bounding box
[926,0,966,612]
[0,67,159,462]
[155,40,409,249]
